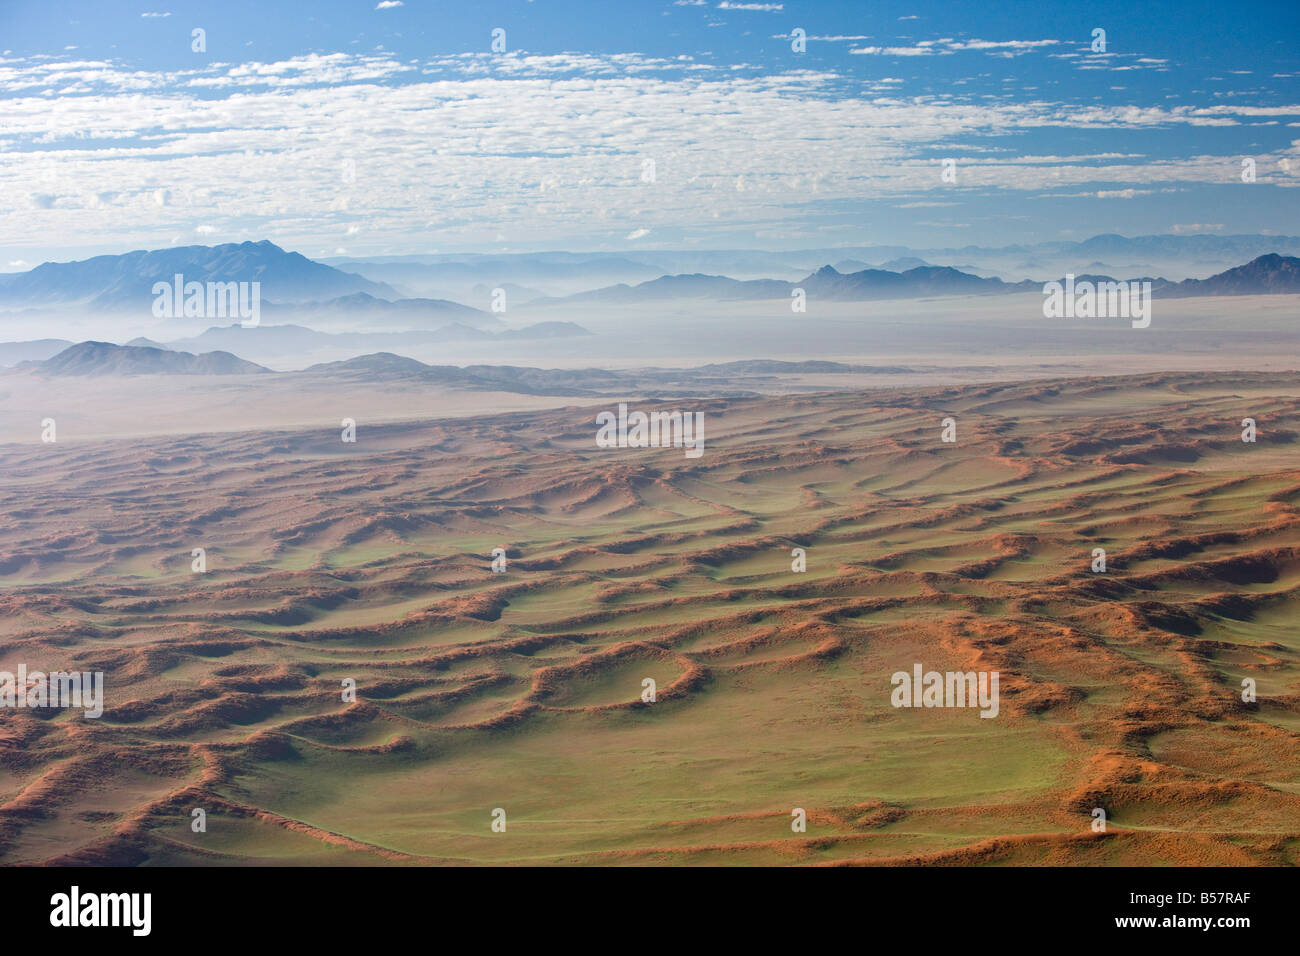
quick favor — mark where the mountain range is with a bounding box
[525,255,1300,306]
[11,342,913,396]
[29,341,268,376]
[0,240,396,310]
[1155,253,1300,297]
[0,338,75,367]
[1,242,1298,324]
[125,320,591,358]
[318,234,1300,292]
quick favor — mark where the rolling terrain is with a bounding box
[0,370,1298,865]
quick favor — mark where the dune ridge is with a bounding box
[0,369,1298,865]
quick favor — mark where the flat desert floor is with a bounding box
[1,370,1298,865]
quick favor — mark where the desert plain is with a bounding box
[0,365,1297,865]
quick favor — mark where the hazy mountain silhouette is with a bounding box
[1158,254,1300,296]
[798,264,1034,299]
[28,341,268,375]
[0,240,397,310]
[140,320,589,359]
[5,242,1298,325]
[500,321,593,339]
[535,263,1035,304]
[530,273,791,304]
[878,257,932,271]
[301,353,608,395]
[0,338,74,367]
[295,354,915,397]
[262,290,497,328]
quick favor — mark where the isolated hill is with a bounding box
[500,321,593,339]
[29,341,269,376]
[264,290,499,328]
[0,240,397,311]
[833,259,873,273]
[306,352,437,379]
[798,263,1033,299]
[878,256,932,271]
[422,322,496,341]
[1158,253,1300,296]
[0,338,74,367]
[164,324,334,356]
[302,353,608,396]
[1057,272,1167,288]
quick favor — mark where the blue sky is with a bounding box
[0,0,1297,265]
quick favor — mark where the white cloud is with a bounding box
[948,39,1058,51]
[0,51,1293,253]
[852,37,1059,57]
[775,34,870,42]
[375,1,403,8]
[851,46,937,57]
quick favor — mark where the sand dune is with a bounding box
[0,370,1297,865]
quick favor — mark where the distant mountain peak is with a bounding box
[30,341,268,376]
[0,240,400,312]
[1160,252,1300,297]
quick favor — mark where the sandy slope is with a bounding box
[0,370,1297,865]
